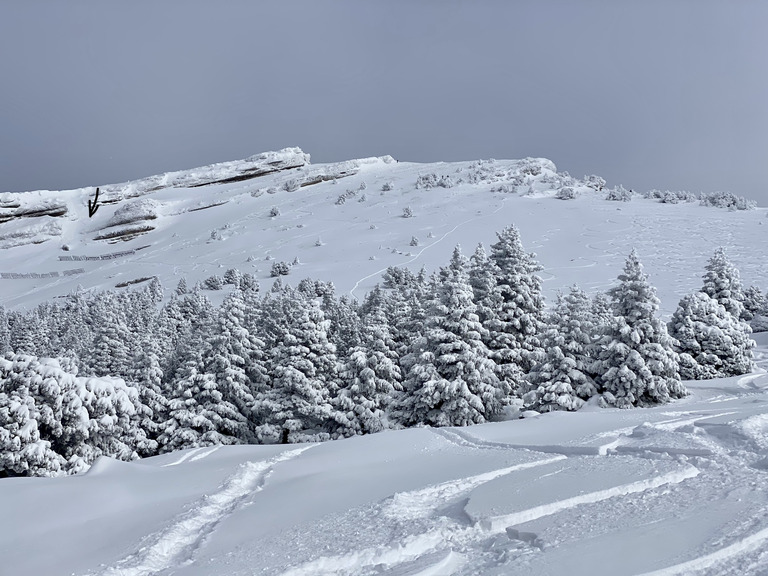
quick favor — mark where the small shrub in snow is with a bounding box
[358,194,367,203]
[410,236,419,247]
[605,185,632,202]
[402,206,414,218]
[662,190,697,204]
[209,230,222,241]
[358,182,367,190]
[490,184,515,193]
[519,159,542,176]
[415,173,456,189]
[585,175,606,192]
[175,278,189,295]
[381,182,394,191]
[555,186,578,200]
[282,179,300,193]
[699,191,755,210]
[269,206,280,217]
[335,189,357,205]
[270,261,291,277]
[315,237,324,247]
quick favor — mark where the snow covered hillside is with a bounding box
[0,147,764,313]
[2,149,768,575]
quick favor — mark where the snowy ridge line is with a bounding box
[92,446,313,576]
[382,455,567,521]
[635,524,768,576]
[483,464,700,533]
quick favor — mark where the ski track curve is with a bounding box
[160,447,204,467]
[188,445,220,462]
[636,523,768,576]
[279,464,699,576]
[91,446,313,576]
[383,455,567,521]
[433,426,613,456]
[482,464,699,532]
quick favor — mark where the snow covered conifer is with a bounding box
[592,250,686,408]
[668,292,754,379]
[159,352,248,453]
[0,306,11,354]
[335,288,402,435]
[0,380,64,477]
[701,247,747,320]
[485,225,546,388]
[253,290,341,443]
[468,243,502,326]
[525,286,598,411]
[205,289,268,441]
[392,246,508,427]
[743,285,768,332]
[84,292,134,378]
[1,353,148,475]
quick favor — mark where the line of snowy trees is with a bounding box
[1,227,764,476]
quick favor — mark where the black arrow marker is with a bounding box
[88,187,100,218]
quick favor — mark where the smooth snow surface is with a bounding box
[2,370,768,576]
[2,150,768,575]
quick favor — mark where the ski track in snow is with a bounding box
[92,446,313,576]
[483,464,699,532]
[382,455,567,521]
[188,445,220,462]
[279,463,699,576]
[636,523,768,576]
[160,447,204,467]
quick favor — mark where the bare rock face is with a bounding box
[0,200,68,224]
[0,147,310,249]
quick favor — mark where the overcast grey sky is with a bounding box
[2,1,766,204]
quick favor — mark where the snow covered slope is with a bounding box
[1,148,765,314]
[2,345,768,575]
[2,149,768,575]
